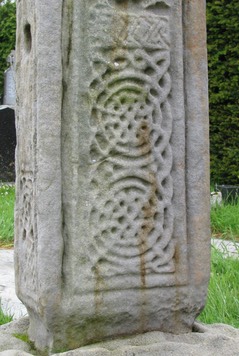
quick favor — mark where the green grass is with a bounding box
[211,200,239,241]
[0,300,13,325]
[0,185,15,248]
[13,333,36,350]
[1,185,238,245]
[0,184,238,329]
[198,247,239,328]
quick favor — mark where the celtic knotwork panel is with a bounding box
[142,0,173,8]
[19,172,38,295]
[88,8,175,279]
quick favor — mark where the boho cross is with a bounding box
[15,0,210,352]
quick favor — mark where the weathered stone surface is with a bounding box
[15,0,210,352]
[0,352,30,356]
[1,322,239,356]
[0,249,27,319]
[0,318,30,354]
[3,51,16,107]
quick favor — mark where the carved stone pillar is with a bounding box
[15,0,210,352]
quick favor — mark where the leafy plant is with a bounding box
[0,0,16,100]
[207,0,239,185]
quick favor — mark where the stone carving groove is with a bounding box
[142,0,172,9]
[19,172,37,298]
[14,0,210,349]
[88,5,175,281]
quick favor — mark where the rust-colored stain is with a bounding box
[184,1,207,69]
[114,3,129,44]
[93,263,105,315]
[136,122,157,290]
[116,0,129,12]
[173,243,180,266]
[136,121,158,332]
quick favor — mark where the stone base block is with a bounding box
[1,320,239,356]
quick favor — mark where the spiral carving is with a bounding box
[88,9,175,279]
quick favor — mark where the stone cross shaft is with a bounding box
[15,0,210,352]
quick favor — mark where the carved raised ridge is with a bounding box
[142,0,172,8]
[88,6,175,285]
[18,172,38,299]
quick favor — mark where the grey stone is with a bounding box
[0,318,30,354]
[15,0,210,352]
[0,321,239,355]
[0,249,27,319]
[3,51,16,107]
[0,352,31,356]
[212,239,239,259]
[210,191,222,206]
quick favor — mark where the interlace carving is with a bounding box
[88,7,175,280]
[19,172,37,295]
